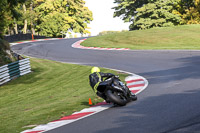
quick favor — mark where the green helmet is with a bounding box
[91,67,100,73]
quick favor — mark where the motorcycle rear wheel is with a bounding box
[106,90,127,106]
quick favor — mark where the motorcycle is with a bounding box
[97,76,137,106]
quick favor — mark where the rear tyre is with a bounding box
[106,90,127,106]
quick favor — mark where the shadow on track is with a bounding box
[94,56,200,133]
[94,89,200,133]
[139,56,200,85]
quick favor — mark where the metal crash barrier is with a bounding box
[0,58,31,85]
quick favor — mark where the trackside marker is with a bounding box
[89,98,93,105]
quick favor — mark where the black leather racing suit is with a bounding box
[89,72,115,100]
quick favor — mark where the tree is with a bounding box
[0,0,25,65]
[22,0,39,34]
[113,0,148,23]
[34,0,93,37]
[132,0,181,30]
[178,0,200,24]
[1,0,93,38]
[113,0,182,30]
[0,0,26,37]
[12,0,38,34]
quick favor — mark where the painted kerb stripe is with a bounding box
[10,38,68,46]
[72,39,130,51]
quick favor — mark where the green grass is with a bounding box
[82,24,200,50]
[0,58,128,133]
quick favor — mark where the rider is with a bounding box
[89,67,137,103]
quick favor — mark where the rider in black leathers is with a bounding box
[89,67,137,103]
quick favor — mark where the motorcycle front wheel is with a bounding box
[106,90,127,106]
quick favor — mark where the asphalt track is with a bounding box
[12,38,200,133]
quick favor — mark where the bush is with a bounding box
[0,39,16,66]
[98,31,121,36]
[98,30,129,36]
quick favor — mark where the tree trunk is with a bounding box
[23,4,27,34]
[11,28,14,35]
[31,21,35,35]
[14,23,18,34]
[8,26,10,35]
[30,3,35,35]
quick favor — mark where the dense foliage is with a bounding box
[34,0,92,37]
[0,0,25,65]
[0,0,93,37]
[0,0,25,38]
[179,0,200,24]
[0,0,92,65]
[113,0,200,30]
[0,39,13,66]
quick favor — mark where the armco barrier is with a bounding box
[0,58,31,85]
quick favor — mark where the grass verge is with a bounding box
[0,58,128,133]
[82,24,200,50]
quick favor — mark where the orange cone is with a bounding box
[32,34,34,40]
[89,98,92,105]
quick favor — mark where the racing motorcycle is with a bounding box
[97,76,137,106]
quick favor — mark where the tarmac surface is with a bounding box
[12,38,200,133]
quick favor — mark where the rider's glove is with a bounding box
[115,75,119,78]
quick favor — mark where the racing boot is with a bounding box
[97,91,110,103]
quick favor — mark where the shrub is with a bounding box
[0,39,16,66]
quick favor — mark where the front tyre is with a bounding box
[106,90,127,106]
